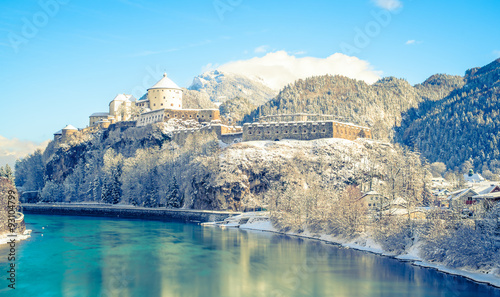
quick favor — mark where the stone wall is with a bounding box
[165,109,220,123]
[171,124,243,145]
[109,121,137,132]
[243,121,371,142]
[22,204,239,223]
[136,109,165,127]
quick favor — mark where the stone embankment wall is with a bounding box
[22,204,239,223]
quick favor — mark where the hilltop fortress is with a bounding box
[53,74,372,144]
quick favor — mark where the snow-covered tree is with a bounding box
[101,149,123,204]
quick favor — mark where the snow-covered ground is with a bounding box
[209,212,500,288]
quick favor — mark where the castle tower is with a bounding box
[109,94,135,121]
[61,125,78,141]
[147,73,183,110]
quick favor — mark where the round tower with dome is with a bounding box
[147,73,183,110]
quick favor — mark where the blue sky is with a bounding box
[0,0,499,166]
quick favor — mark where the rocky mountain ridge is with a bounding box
[189,70,277,106]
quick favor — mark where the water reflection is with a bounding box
[0,214,498,297]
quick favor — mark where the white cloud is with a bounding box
[494,50,500,58]
[254,45,269,54]
[0,135,49,169]
[406,40,416,45]
[372,0,403,11]
[217,51,382,90]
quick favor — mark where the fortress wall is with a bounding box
[170,124,242,145]
[137,109,165,127]
[220,132,243,145]
[330,122,371,141]
[109,121,137,132]
[171,125,222,145]
[220,125,242,134]
[243,121,371,142]
[61,129,78,141]
[165,109,220,123]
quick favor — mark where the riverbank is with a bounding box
[22,203,240,223]
[208,212,500,289]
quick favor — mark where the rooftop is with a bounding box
[111,94,135,102]
[90,112,109,117]
[148,73,182,90]
[63,125,78,130]
[464,173,485,183]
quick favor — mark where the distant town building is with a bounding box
[463,170,486,184]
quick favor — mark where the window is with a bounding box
[161,103,163,106]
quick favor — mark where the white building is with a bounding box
[89,94,135,126]
[109,94,135,121]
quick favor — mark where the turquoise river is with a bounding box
[1,214,499,297]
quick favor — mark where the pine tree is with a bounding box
[0,166,5,179]
[2,165,14,184]
[167,176,182,208]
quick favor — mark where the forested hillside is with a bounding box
[219,97,257,123]
[15,117,430,213]
[243,74,463,140]
[397,59,500,174]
